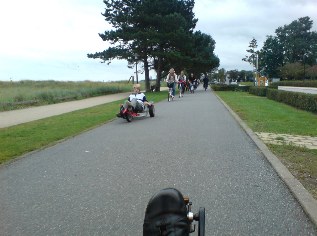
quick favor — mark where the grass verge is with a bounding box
[215,91,317,200]
[216,91,317,136]
[0,91,167,165]
[268,144,317,199]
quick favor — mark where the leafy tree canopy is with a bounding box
[242,38,258,69]
[186,31,219,76]
[259,16,317,78]
[88,0,219,90]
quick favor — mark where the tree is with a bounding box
[88,0,198,92]
[212,68,226,83]
[260,16,317,79]
[275,16,317,65]
[155,31,219,90]
[237,70,253,82]
[227,70,239,82]
[278,62,304,80]
[242,38,259,70]
[306,65,317,79]
[245,70,255,81]
[181,31,219,78]
[259,36,284,78]
[145,0,198,91]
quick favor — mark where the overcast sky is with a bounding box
[0,0,316,82]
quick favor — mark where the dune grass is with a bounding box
[0,80,134,111]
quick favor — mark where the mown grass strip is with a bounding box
[215,91,317,199]
[0,92,167,164]
[268,144,317,199]
[216,91,317,136]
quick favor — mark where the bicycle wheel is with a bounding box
[149,105,155,117]
[126,113,133,122]
[198,207,205,236]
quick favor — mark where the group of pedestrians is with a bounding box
[165,68,209,98]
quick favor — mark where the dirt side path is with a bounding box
[0,92,131,128]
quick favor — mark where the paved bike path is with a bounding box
[0,88,316,235]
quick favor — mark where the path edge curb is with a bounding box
[213,91,317,227]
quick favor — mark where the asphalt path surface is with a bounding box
[278,86,317,94]
[0,87,316,235]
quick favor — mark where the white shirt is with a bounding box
[128,93,146,107]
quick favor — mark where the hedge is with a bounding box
[270,80,317,89]
[267,88,317,113]
[211,84,250,92]
[249,86,267,97]
[212,83,317,113]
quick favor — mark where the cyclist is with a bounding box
[188,73,196,93]
[117,84,149,117]
[177,70,186,97]
[202,74,209,91]
[166,68,177,98]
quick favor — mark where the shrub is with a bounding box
[237,85,251,92]
[211,84,250,92]
[249,86,267,97]
[37,91,55,104]
[211,84,232,91]
[267,88,317,113]
[270,80,317,89]
[13,94,25,102]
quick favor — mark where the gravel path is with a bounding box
[0,87,316,235]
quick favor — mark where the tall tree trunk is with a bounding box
[155,56,163,92]
[144,59,150,92]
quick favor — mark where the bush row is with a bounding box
[249,87,317,113]
[211,84,250,92]
[249,86,267,97]
[270,80,317,89]
[211,83,317,113]
[267,89,317,113]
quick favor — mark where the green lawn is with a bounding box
[216,91,317,199]
[216,92,317,136]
